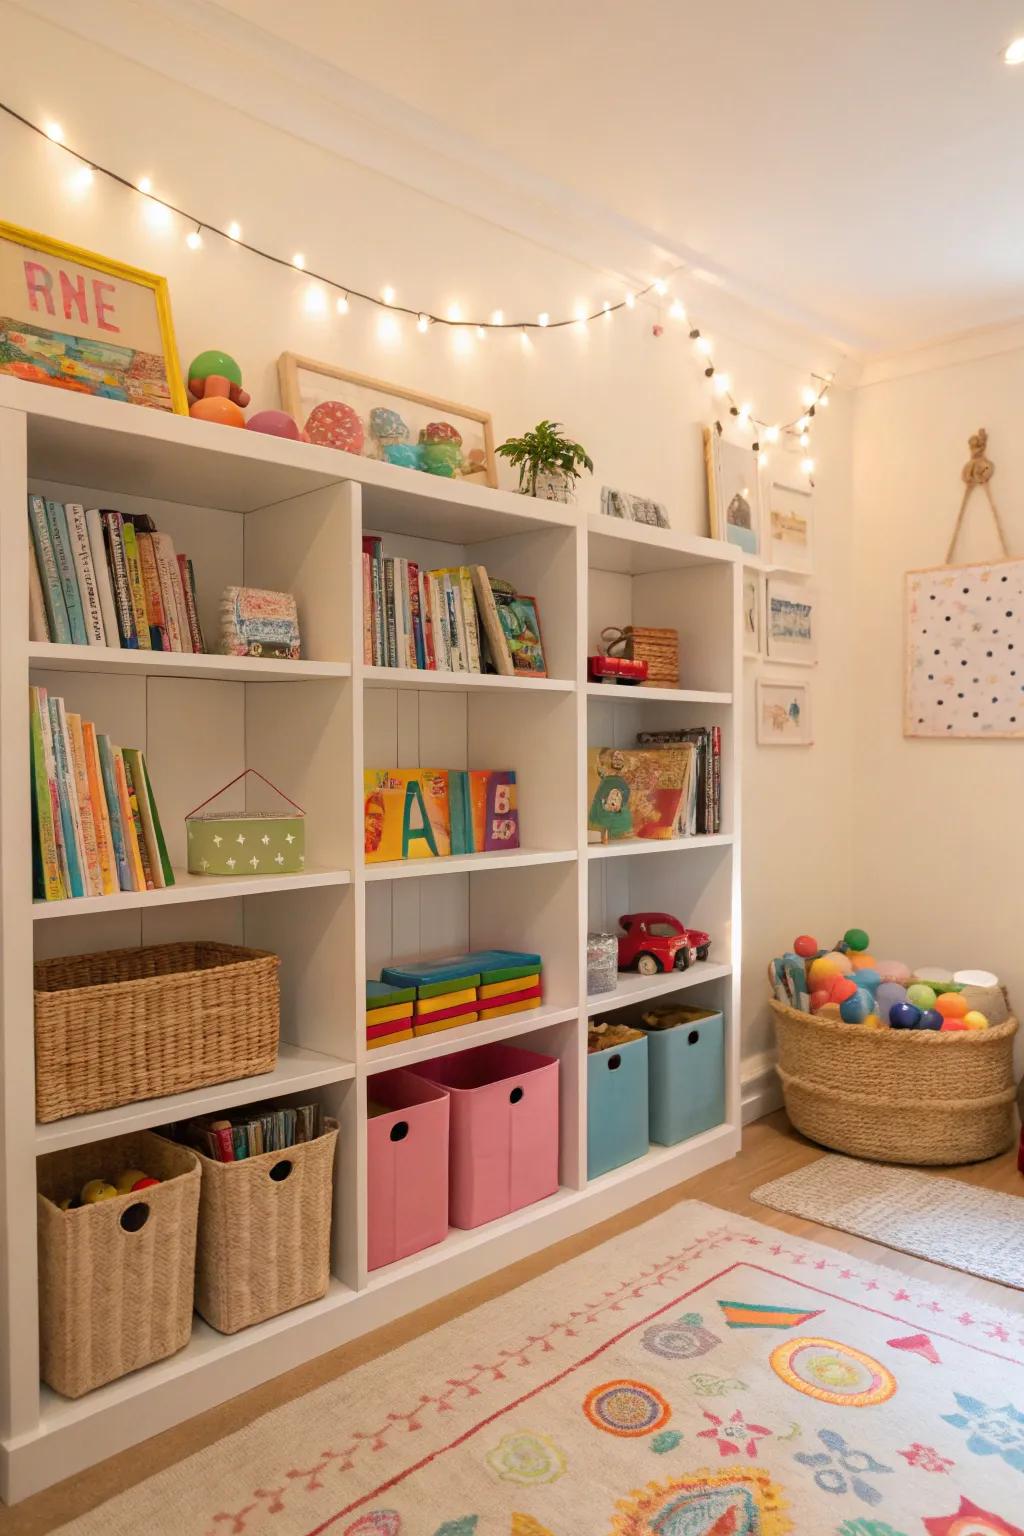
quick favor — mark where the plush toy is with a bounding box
[187,349,250,428]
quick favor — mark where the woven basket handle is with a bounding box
[185,769,304,819]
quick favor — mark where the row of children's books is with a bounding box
[177,1101,324,1162]
[361,540,547,678]
[364,768,519,862]
[587,729,722,843]
[636,726,722,836]
[30,686,173,901]
[367,950,543,1049]
[28,495,205,653]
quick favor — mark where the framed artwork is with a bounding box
[905,556,1024,738]
[742,569,764,658]
[279,353,497,486]
[703,427,761,557]
[757,677,812,745]
[766,480,814,573]
[0,222,185,412]
[766,578,818,666]
[600,485,670,528]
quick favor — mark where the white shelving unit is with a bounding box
[0,377,742,1502]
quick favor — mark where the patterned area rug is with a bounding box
[752,1155,1024,1289]
[56,1201,1024,1536]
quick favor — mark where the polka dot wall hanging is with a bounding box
[905,429,1024,738]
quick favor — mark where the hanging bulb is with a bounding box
[447,303,462,322]
[72,165,94,192]
[669,298,686,320]
[417,313,430,333]
[817,392,830,408]
[764,425,780,444]
[625,291,636,308]
[520,327,532,350]
[336,294,350,315]
[713,373,731,396]
[44,121,64,142]
[737,402,752,423]
[653,279,667,296]
[186,227,203,251]
[144,197,171,230]
[490,309,504,326]
[801,385,816,407]
[475,325,486,340]
[795,415,810,432]
[602,300,611,312]
[304,284,326,314]
[537,312,550,327]
[695,335,712,355]
[454,328,472,353]
[382,284,395,304]
[801,457,815,476]
[227,220,241,241]
[137,175,153,195]
[758,451,770,467]
[799,431,810,447]
[292,253,306,270]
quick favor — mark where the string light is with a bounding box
[186,226,203,251]
[381,284,395,304]
[490,309,504,325]
[1004,36,1024,63]
[653,279,668,296]
[447,303,462,321]
[336,294,349,315]
[227,220,241,241]
[713,373,731,396]
[801,385,817,407]
[602,300,611,312]
[625,291,636,308]
[763,425,780,443]
[304,283,327,314]
[695,335,713,355]
[799,430,810,447]
[537,312,550,327]
[669,298,686,320]
[72,164,94,192]
[292,252,306,270]
[137,175,153,195]
[475,325,486,340]
[44,120,64,142]
[801,457,815,476]
[417,313,430,333]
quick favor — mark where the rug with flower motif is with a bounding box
[57,1201,1024,1536]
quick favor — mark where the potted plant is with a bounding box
[496,420,594,502]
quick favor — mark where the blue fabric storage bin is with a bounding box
[587,1034,649,1178]
[642,1008,726,1146]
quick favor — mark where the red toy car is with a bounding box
[617,913,712,975]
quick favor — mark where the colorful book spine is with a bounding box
[65,713,103,896]
[45,500,89,646]
[28,546,49,642]
[150,532,186,651]
[86,508,120,648]
[361,552,373,664]
[48,696,84,897]
[112,746,147,890]
[28,495,71,643]
[65,503,106,646]
[36,687,69,892]
[102,512,138,647]
[442,574,463,671]
[139,753,175,886]
[470,564,513,675]
[82,719,117,896]
[418,568,436,669]
[383,559,398,667]
[712,725,722,834]
[429,575,451,670]
[136,532,169,650]
[120,522,153,650]
[124,748,165,888]
[97,734,132,891]
[179,554,205,652]
[54,695,90,890]
[456,567,481,672]
[29,687,64,899]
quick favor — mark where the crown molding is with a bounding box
[10,0,865,362]
[858,314,1024,389]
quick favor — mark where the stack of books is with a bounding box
[361,542,546,677]
[30,686,173,901]
[372,949,543,1045]
[28,494,205,652]
[635,727,722,835]
[366,980,416,1050]
[178,1101,324,1162]
[364,768,519,863]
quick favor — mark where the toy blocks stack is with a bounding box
[375,949,543,1042]
[366,980,416,1050]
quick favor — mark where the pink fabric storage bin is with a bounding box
[411,1043,559,1229]
[367,1069,450,1270]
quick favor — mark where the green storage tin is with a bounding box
[186,769,305,876]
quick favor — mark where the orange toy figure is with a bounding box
[187,349,250,427]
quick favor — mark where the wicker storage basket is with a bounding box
[38,1131,200,1397]
[191,1120,338,1333]
[34,942,280,1123]
[771,1000,1018,1165]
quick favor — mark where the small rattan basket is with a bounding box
[771,999,1018,1165]
[34,942,280,1123]
[37,1131,200,1397]
[191,1120,339,1334]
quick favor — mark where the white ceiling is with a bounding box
[201,0,1024,354]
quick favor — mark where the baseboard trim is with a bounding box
[741,1051,782,1124]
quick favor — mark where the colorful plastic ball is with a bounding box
[246,409,301,439]
[906,983,938,1011]
[131,1176,160,1190]
[849,952,877,972]
[890,1002,922,1030]
[190,396,246,428]
[940,1018,969,1032]
[188,349,243,388]
[851,968,880,992]
[807,956,844,991]
[934,991,968,1020]
[962,1011,988,1031]
[793,935,818,959]
[862,1014,884,1029]
[81,1179,118,1203]
[829,976,858,1004]
[876,982,907,1018]
[115,1168,149,1195]
[809,988,831,1013]
[876,959,912,985]
[840,987,873,1024]
[818,1002,842,1020]
[844,927,870,952]
[918,1010,943,1031]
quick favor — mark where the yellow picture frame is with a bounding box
[0,221,187,414]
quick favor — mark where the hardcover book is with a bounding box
[363,768,451,862]
[587,745,694,840]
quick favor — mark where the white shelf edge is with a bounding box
[587,834,734,860]
[35,1044,356,1151]
[364,848,577,881]
[363,667,576,694]
[365,1002,578,1074]
[584,1121,735,1191]
[586,511,738,571]
[586,961,733,1015]
[585,683,732,704]
[31,866,351,919]
[27,643,350,683]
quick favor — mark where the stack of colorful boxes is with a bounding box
[371,949,543,1042]
[366,979,416,1050]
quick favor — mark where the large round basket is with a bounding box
[770,1000,1018,1165]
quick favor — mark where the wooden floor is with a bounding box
[4,1110,1021,1533]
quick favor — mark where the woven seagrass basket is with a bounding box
[37,1131,200,1397]
[771,999,1018,1165]
[34,942,280,1123]
[191,1120,338,1334]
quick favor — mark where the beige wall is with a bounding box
[2,3,855,1072]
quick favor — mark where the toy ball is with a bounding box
[934,991,968,1020]
[875,982,907,1017]
[940,1018,969,1032]
[188,348,243,389]
[843,927,870,952]
[246,409,302,439]
[809,988,831,1013]
[829,976,858,1004]
[906,982,938,1011]
[876,959,912,985]
[863,1014,884,1029]
[115,1168,149,1195]
[962,1010,988,1031]
[81,1178,118,1203]
[851,968,880,992]
[818,1002,842,1020]
[849,951,877,972]
[131,1176,160,1190]
[793,934,818,959]
[840,987,873,1024]
[807,956,844,990]
[918,1009,943,1030]
[190,395,246,428]
[890,1002,922,1030]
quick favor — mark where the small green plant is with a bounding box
[496,420,594,496]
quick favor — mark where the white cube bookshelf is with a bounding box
[0,378,741,1501]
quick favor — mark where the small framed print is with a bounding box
[703,427,761,557]
[766,480,814,573]
[766,579,818,666]
[742,568,764,658]
[757,677,812,745]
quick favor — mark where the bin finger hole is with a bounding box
[688,1030,700,1045]
[269,1160,293,1182]
[389,1121,410,1142]
[509,1086,524,1104]
[119,1202,150,1234]
[608,1053,622,1070]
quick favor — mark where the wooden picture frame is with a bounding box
[0,221,186,412]
[278,353,498,487]
[757,677,812,745]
